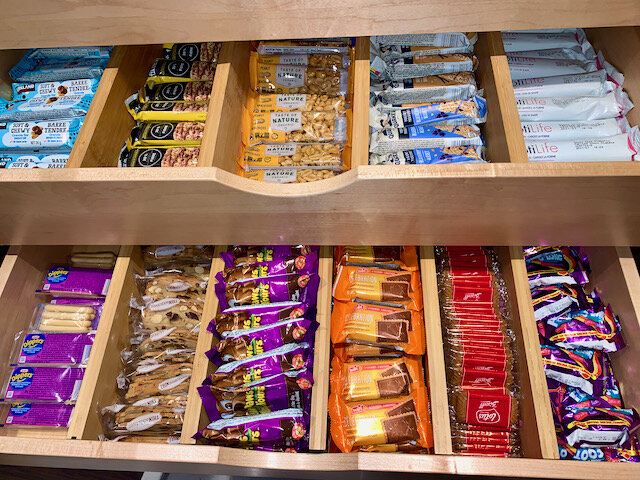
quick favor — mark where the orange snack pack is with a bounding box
[331,301,425,355]
[333,343,401,361]
[330,355,425,402]
[332,265,423,310]
[329,384,433,452]
[335,246,419,271]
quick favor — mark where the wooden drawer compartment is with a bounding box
[0,245,639,479]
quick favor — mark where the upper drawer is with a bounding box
[0,28,639,245]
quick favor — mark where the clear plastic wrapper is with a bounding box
[370,146,486,165]
[369,125,484,154]
[1,401,74,427]
[101,395,187,439]
[11,331,94,365]
[32,302,101,333]
[512,69,621,99]
[140,81,213,103]
[136,268,208,302]
[122,362,192,402]
[2,366,84,402]
[379,54,478,82]
[521,118,628,141]
[250,58,349,95]
[134,296,203,332]
[257,40,351,55]
[370,96,486,129]
[516,89,632,122]
[248,92,347,113]
[0,118,83,150]
[243,143,346,170]
[10,55,108,83]
[245,110,348,145]
[0,78,99,121]
[119,144,200,167]
[372,33,477,49]
[372,72,477,104]
[256,52,350,69]
[68,251,116,270]
[241,167,340,183]
[128,121,205,147]
[142,245,213,270]
[526,129,639,163]
[38,265,111,297]
[0,152,68,169]
[162,42,220,63]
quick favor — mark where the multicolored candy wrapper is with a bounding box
[562,407,639,448]
[2,366,85,402]
[525,246,589,288]
[604,437,640,462]
[541,345,607,396]
[207,342,312,388]
[14,332,94,365]
[199,369,313,420]
[215,273,320,310]
[216,251,319,285]
[208,301,312,339]
[195,407,308,448]
[541,306,625,352]
[531,283,587,322]
[206,317,317,364]
[39,266,112,297]
[221,245,316,268]
[1,402,74,427]
[558,438,606,461]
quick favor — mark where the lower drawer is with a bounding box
[0,245,638,479]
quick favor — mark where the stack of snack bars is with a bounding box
[196,246,319,451]
[1,252,115,428]
[329,246,433,453]
[0,47,112,168]
[368,34,487,165]
[119,43,220,167]
[503,29,639,162]
[101,245,212,443]
[239,40,353,183]
[435,246,521,457]
[524,246,640,461]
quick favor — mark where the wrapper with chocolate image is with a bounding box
[206,317,317,364]
[199,369,313,420]
[216,251,319,285]
[215,273,320,310]
[335,246,419,271]
[221,245,316,268]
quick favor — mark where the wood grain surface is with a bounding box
[0,1,637,48]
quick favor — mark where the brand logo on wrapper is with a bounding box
[21,334,45,356]
[47,267,68,284]
[9,402,31,416]
[136,149,163,167]
[149,123,174,140]
[176,44,200,62]
[159,83,186,101]
[166,61,191,77]
[476,400,501,424]
[9,367,35,391]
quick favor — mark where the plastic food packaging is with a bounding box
[142,245,213,270]
[372,33,477,50]
[380,54,478,81]
[507,55,599,81]
[125,96,208,123]
[372,72,477,104]
[0,78,100,121]
[369,125,484,154]
[146,59,216,87]
[163,42,220,63]
[140,81,213,104]
[217,251,319,284]
[248,92,347,113]
[0,118,84,150]
[38,266,112,297]
[0,402,74,427]
[68,251,116,270]
[512,69,621,99]
[209,301,310,338]
[221,245,316,268]
[243,143,346,170]
[257,53,350,70]
[520,118,628,141]
[241,168,339,183]
[119,144,200,167]
[250,60,349,96]
[257,40,351,55]
[501,30,588,53]
[0,152,68,168]
[516,89,632,122]
[245,110,348,145]
[2,366,85,402]
[128,121,205,147]
[136,270,207,302]
[10,56,109,83]
[336,246,419,271]
[525,129,639,163]
[369,146,486,165]
[12,331,94,365]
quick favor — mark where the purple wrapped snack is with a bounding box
[206,317,317,364]
[15,332,94,365]
[1,402,74,427]
[562,407,639,448]
[525,246,589,288]
[562,386,619,412]
[208,342,312,388]
[216,251,319,285]
[199,369,313,420]
[604,437,640,462]
[215,273,320,310]
[558,438,606,461]
[541,345,607,396]
[542,306,625,352]
[39,266,112,297]
[221,245,316,268]
[2,366,85,402]
[208,301,312,339]
[531,284,586,322]
[195,407,308,449]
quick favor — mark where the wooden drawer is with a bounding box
[0,245,639,479]
[0,28,639,245]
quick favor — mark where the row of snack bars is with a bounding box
[0,245,637,462]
